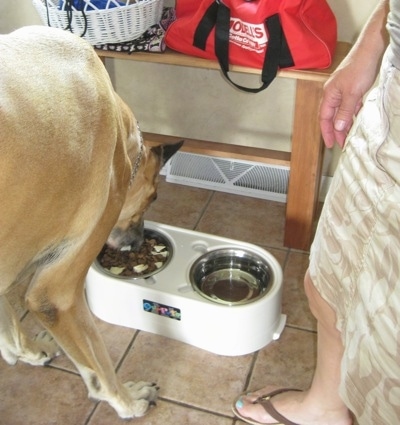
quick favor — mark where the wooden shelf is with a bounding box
[143,132,291,167]
[96,42,351,83]
[98,42,352,251]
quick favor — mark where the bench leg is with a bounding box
[284,79,325,251]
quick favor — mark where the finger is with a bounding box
[320,118,336,148]
[319,103,339,148]
[333,99,362,148]
[332,96,362,134]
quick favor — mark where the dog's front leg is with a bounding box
[26,264,158,419]
[0,295,60,366]
[56,305,157,418]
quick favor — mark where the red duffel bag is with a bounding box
[165,0,337,92]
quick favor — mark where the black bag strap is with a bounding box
[193,1,294,93]
[45,0,88,38]
[193,1,219,50]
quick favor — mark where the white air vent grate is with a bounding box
[165,152,290,202]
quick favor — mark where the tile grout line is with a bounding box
[83,400,100,425]
[242,351,260,393]
[115,330,141,373]
[193,190,216,231]
[156,396,237,422]
[285,323,317,334]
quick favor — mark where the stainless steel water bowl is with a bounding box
[189,248,273,305]
[95,228,173,279]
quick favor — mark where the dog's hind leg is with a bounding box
[0,295,60,366]
[25,247,158,419]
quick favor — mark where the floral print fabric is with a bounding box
[309,54,400,424]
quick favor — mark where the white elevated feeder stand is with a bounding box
[86,221,286,356]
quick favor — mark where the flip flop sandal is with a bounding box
[232,388,302,425]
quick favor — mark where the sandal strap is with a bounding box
[256,388,302,425]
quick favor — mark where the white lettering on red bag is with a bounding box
[229,18,268,53]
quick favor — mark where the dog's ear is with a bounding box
[162,140,184,165]
[151,140,184,166]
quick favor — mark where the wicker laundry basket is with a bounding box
[32,0,164,45]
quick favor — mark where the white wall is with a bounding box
[0,2,41,32]
[1,1,378,175]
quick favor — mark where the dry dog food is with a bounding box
[98,236,169,277]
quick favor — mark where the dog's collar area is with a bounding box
[130,125,144,184]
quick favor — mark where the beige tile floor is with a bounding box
[0,178,318,425]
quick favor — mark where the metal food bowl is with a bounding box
[189,248,273,306]
[95,228,173,279]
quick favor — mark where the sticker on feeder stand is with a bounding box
[143,299,181,321]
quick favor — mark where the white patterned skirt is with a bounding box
[309,53,400,424]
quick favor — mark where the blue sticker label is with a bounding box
[143,300,181,321]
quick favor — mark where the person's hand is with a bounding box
[319,58,375,149]
[319,0,389,149]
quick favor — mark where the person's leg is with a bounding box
[302,271,352,424]
[234,56,400,425]
[234,270,352,425]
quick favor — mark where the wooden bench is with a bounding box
[97,41,351,251]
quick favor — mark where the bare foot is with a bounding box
[233,387,353,425]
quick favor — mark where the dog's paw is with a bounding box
[113,381,159,418]
[20,330,61,366]
[125,380,159,403]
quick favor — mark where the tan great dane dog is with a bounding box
[0,26,182,419]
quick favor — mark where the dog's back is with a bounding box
[0,26,131,288]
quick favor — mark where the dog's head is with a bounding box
[106,140,182,250]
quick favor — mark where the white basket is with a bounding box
[32,0,164,45]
